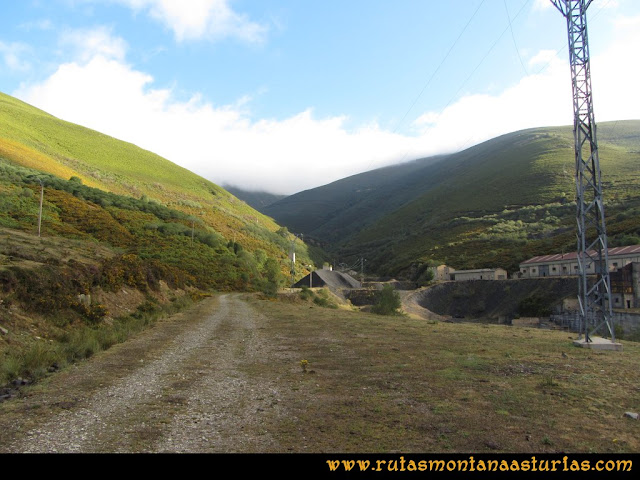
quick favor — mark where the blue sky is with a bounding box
[1,0,639,194]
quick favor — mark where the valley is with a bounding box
[1,90,639,456]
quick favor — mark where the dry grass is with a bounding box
[244,295,640,453]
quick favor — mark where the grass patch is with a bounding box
[0,294,195,388]
[298,287,339,309]
[243,295,640,453]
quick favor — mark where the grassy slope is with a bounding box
[0,91,324,388]
[0,91,320,268]
[268,121,640,276]
[264,155,447,242]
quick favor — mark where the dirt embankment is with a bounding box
[406,278,578,321]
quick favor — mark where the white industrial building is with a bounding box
[519,245,640,278]
[428,265,508,281]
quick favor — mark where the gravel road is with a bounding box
[1,294,288,453]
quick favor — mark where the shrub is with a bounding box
[518,295,552,317]
[313,289,338,309]
[371,285,402,316]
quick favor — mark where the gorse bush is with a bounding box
[0,159,290,297]
[0,292,196,387]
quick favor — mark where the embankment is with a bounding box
[411,278,578,321]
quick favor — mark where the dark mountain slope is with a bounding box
[264,155,447,243]
[266,121,640,276]
[223,185,286,211]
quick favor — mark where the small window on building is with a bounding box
[574,266,578,270]
[552,267,556,271]
[615,298,620,303]
[613,262,618,267]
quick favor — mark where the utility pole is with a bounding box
[37,179,44,237]
[290,237,296,286]
[290,233,303,286]
[552,0,615,343]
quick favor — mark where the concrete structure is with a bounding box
[519,245,640,279]
[429,264,456,281]
[573,336,623,351]
[292,269,361,290]
[610,262,640,310]
[451,268,508,281]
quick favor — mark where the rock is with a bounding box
[12,378,28,387]
[0,325,8,335]
[624,412,639,420]
[48,363,60,373]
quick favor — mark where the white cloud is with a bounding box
[18,19,54,32]
[412,12,640,154]
[15,49,412,195]
[112,0,268,43]
[0,41,32,72]
[533,0,554,11]
[590,14,640,122]
[13,10,640,196]
[412,54,572,154]
[59,26,128,62]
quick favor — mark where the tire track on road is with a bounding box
[153,295,283,452]
[7,294,255,452]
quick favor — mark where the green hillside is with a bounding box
[0,91,320,274]
[0,91,330,386]
[266,121,640,277]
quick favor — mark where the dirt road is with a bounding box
[0,294,288,453]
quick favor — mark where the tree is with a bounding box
[261,257,284,297]
[371,285,402,316]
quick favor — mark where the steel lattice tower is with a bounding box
[552,0,614,342]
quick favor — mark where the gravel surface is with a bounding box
[2,294,285,453]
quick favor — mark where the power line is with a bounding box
[389,0,533,166]
[391,0,487,136]
[504,0,529,76]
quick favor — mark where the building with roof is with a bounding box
[292,269,361,290]
[428,264,456,281]
[610,262,640,309]
[519,245,640,279]
[451,268,508,281]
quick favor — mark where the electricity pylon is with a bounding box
[551,0,614,342]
